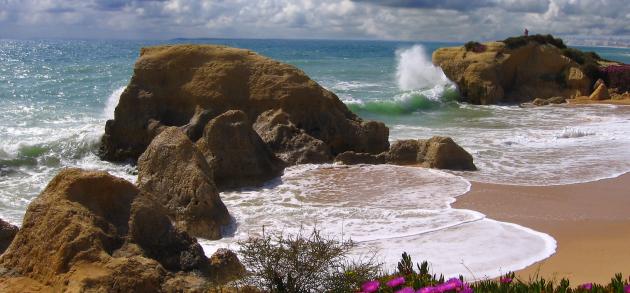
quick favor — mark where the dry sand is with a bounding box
[453,173,630,284]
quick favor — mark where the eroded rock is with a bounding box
[589,82,609,100]
[388,137,476,170]
[254,109,332,164]
[0,219,17,255]
[0,168,235,292]
[138,127,230,240]
[196,110,285,189]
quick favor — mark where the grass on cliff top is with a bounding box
[226,230,630,292]
[502,34,568,50]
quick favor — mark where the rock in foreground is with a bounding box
[100,44,389,164]
[138,127,231,240]
[0,169,237,292]
[0,219,17,255]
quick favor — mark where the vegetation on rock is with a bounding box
[464,41,486,53]
[502,34,567,50]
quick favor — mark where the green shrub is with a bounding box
[503,34,567,49]
[237,229,380,292]
[464,41,486,53]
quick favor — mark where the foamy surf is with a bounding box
[199,164,556,280]
[0,86,135,226]
[388,104,630,186]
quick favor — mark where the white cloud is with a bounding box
[0,0,627,42]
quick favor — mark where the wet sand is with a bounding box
[454,173,630,284]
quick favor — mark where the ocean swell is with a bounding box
[348,45,459,115]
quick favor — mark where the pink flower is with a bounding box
[416,287,436,293]
[500,277,513,284]
[395,287,415,293]
[434,278,463,292]
[361,280,380,293]
[578,283,593,290]
[387,276,406,288]
[624,284,630,293]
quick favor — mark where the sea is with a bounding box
[1,39,629,279]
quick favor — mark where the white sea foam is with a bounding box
[389,104,630,186]
[555,127,595,139]
[103,86,125,119]
[0,86,135,226]
[199,164,556,280]
[333,81,382,91]
[396,45,452,91]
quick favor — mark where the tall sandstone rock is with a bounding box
[100,45,389,165]
[137,127,231,240]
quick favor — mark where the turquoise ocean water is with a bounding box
[1,39,630,278]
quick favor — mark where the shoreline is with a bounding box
[454,172,630,284]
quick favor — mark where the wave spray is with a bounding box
[396,45,451,91]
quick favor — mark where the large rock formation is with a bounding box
[138,127,231,240]
[0,218,18,254]
[100,44,389,165]
[334,136,477,171]
[0,169,237,292]
[195,110,285,189]
[433,38,592,104]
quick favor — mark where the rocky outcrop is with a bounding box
[531,96,566,106]
[99,44,389,165]
[334,136,476,171]
[207,248,246,284]
[254,109,332,164]
[433,40,591,104]
[0,169,238,292]
[0,219,18,254]
[138,127,230,240]
[387,137,476,170]
[589,82,609,100]
[196,110,285,189]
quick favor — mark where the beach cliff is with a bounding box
[432,35,630,105]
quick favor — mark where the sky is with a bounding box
[0,0,628,43]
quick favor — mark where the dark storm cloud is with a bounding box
[353,0,551,13]
[351,0,496,11]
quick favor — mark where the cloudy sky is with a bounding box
[0,0,628,42]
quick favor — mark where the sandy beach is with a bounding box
[454,173,630,284]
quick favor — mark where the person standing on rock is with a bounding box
[524,28,529,36]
